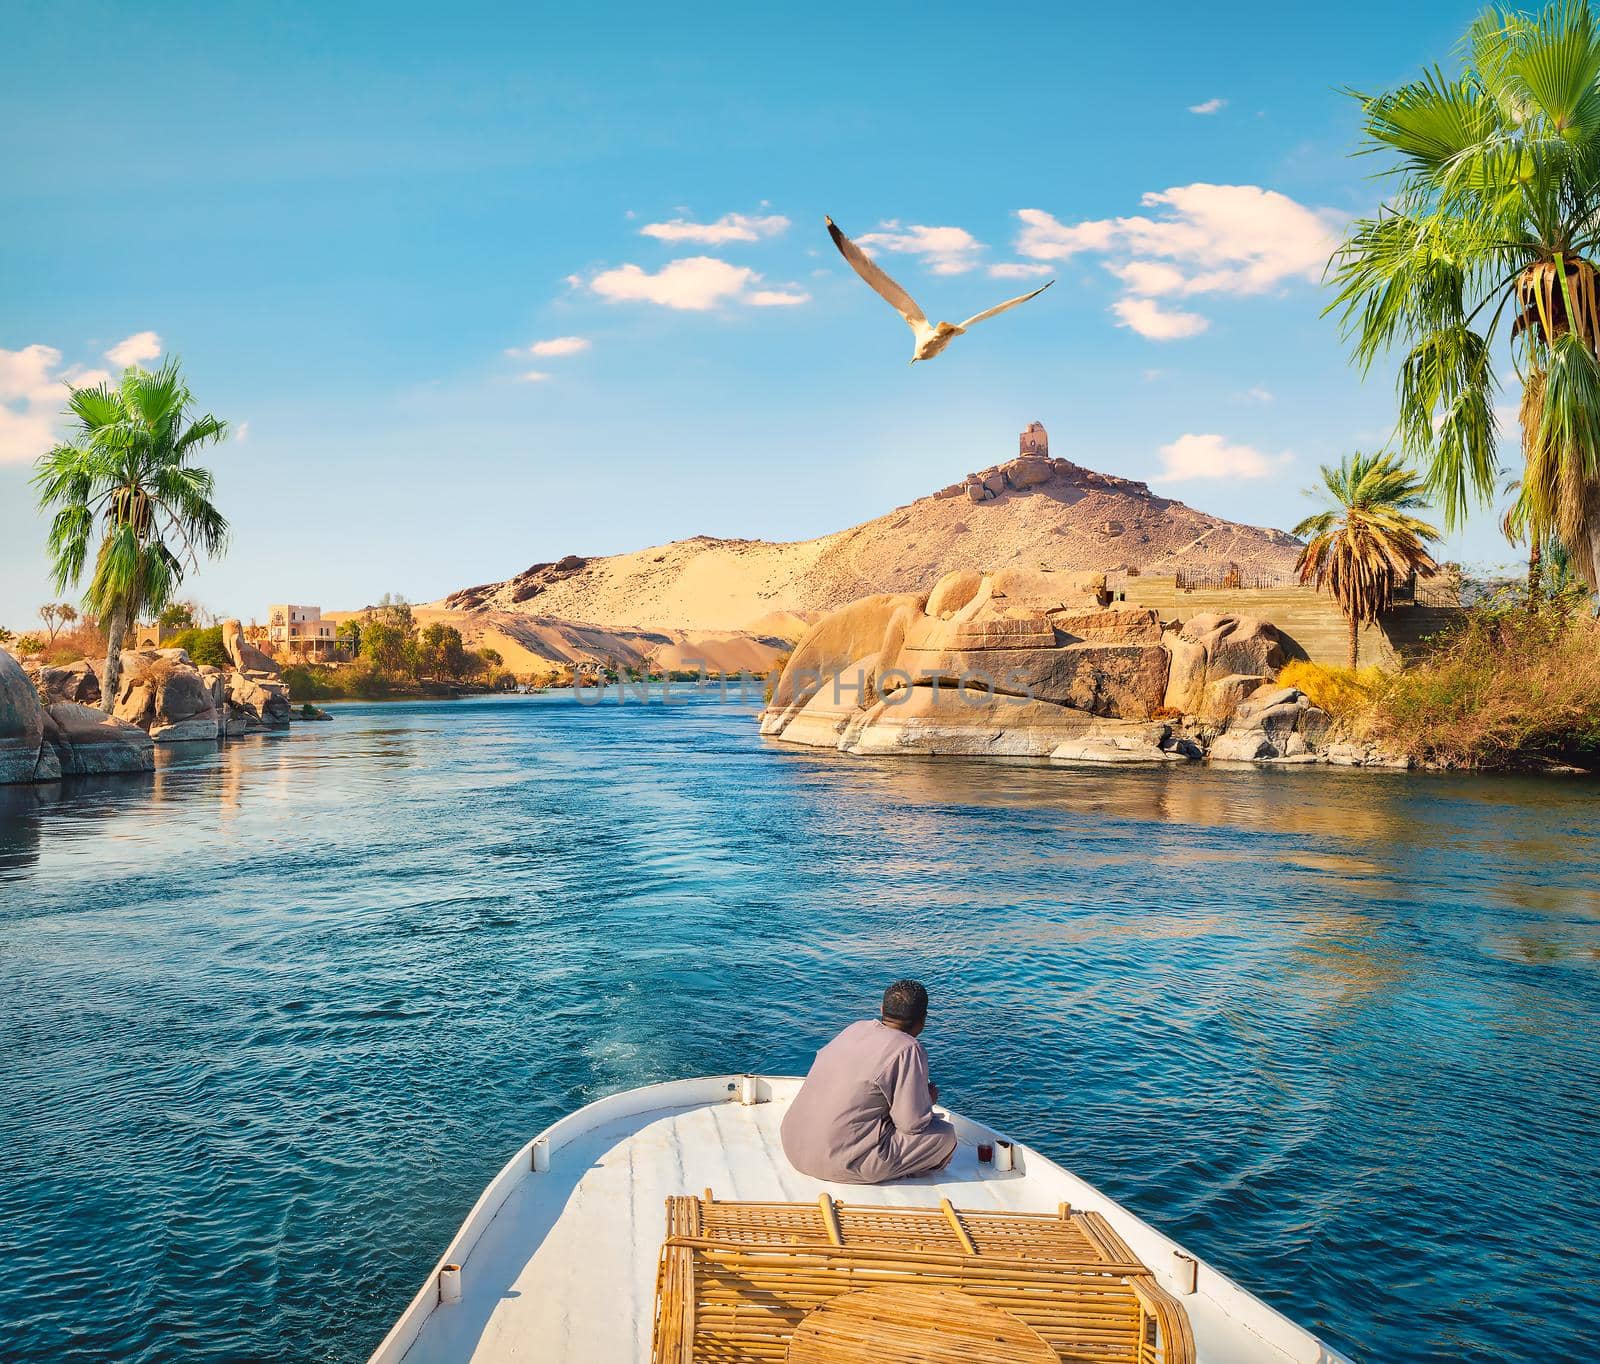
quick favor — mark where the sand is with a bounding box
[330,455,1303,678]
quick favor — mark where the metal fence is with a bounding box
[1159,564,1463,608]
[1413,578,1467,608]
[1171,566,1299,592]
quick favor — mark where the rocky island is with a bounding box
[0,618,299,785]
[760,565,1400,768]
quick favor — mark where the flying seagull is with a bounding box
[826,216,1054,363]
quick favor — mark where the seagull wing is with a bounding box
[827,217,927,329]
[957,279,1054,330]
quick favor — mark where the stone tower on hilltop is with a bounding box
[1019,421,1048,458]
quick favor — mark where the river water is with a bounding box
[1,692,1597,1363]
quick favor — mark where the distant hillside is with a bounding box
[433,441,1302,636]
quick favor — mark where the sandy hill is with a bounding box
[430,451,1301,649]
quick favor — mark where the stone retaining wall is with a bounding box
[1119,577,1462,669]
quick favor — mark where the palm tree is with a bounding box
[1294,452,1442,668]
[1499,477,1549,609]
[32,359,229,711]
[335,617,362,658]
[1328,1,1600,592]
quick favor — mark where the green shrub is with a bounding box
[280,664,331,700]
[763,652,791,703]
[361,621,415,675]
[294,660,416,699]
[169,625,229,668]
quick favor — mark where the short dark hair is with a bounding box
[882,979,929,1025]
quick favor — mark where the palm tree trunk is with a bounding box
[1527,536,1544,613]
[100,608,128,713]
[1574,476,1600,597]
[1347,613,1359,670]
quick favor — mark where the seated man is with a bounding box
[781,979,958,1184]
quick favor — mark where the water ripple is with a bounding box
[1,694,1597,1363]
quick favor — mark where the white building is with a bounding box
[268,604,339,657]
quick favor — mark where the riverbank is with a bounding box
[1325,606,1600,771]
[0,620,304,784]
[280,662,501,702]
[758,568,1600,776]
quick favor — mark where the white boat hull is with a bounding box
[367,1076,1351,1364]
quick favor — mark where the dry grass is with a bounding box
[36,620,108,667]
[1358,605,1600,769]
[1276,660,1384,721]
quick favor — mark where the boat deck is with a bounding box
[368,1076,1347,1364]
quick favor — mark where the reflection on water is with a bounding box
[0,783,46,875]
[1,693,1597,1364]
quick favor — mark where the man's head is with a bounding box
[881,978,929,1035]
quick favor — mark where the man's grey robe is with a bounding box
[780,1019,958,1184]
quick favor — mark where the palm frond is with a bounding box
[1358,68,1501,173]
[32,357,230,619]
[1331,2,1600,586]
[1395,324,1501,523]
[1294,452,1443,629]
[173,413,228,455]
[1505,0,1600,138]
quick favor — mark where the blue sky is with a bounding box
[0,0,1518,629]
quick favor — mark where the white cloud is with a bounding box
[0,343,66,406]
[1189,98,1227,115]
[104,330,161,368]
[1018,187,1337,290]
[582,256,810,311]
[0,405,55,465]
[640,212,790,245]
[1242,386,1273,403]
[1015,185,1340,340]
[0,344,108,464]
[1108,260,1188,296]
[233,420,250,442]
[525,336,591,357]
[747,288,811,306]
[1135,185,1336,293]
[1112,297,1209,340]
[856,222,984,275]
[1156,432,1291,481]
[516,370,553,383]
[1472,402,1521,447]
[988,262,1053,279]
[1015,208,1116,261]
[588,256,758,310]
